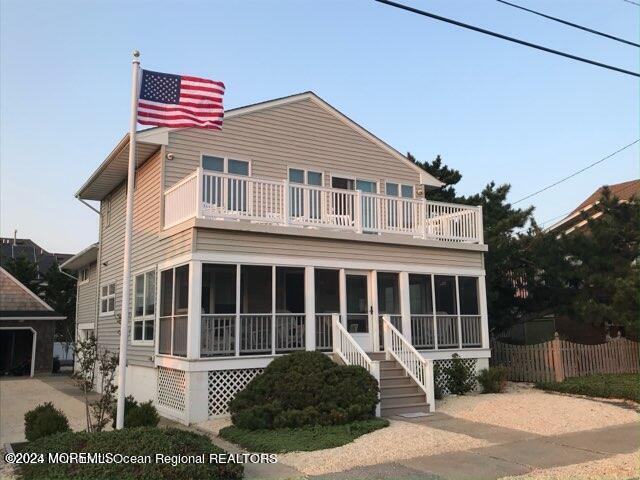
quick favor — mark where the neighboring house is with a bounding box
[73,91,489,424]
[0,236,73,285]
[0,267,66,376]
[547,179,639,234]
[60,243,99,344]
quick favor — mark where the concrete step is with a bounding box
[380,392,427,408]
[381,402,430,417]
[380,384,423,397]
[380,375,413,387]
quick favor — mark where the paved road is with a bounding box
[308,414,639,480]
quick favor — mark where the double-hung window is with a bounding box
[132,270,156,343]
[288,168,323,219]
[100,283,116,315]
[202,155,250,212]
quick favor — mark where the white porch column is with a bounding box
[186,261,202,359]
[305,266,316,351]
[370,270,379,352]
[399,271,412,344]
[455,275,463,349]
[339,268,347,326]
[478,275,490,349]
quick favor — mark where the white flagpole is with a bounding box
[116,49,141,429]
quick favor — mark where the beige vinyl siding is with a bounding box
[195,229,483,270]
[165,98,421,190]
[76,262,97,324]
[97,152,193,366]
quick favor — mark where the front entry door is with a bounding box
[345,272,372,351]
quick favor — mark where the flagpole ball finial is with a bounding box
[132,50,140,58]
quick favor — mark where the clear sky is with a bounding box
[1,0,638,253]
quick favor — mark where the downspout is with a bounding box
[58,264,77,281]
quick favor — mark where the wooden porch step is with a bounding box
[381,402,430,417]
[380,375,413,387]
[380,392,426,408]
[380,384,423,397]
[380,366,405,378]
[367,352,387,361]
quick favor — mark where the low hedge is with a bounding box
[219,418,389,453]
[536,373,640,403]
[229,351,379,430]
[17,427,243,480]
[477,366,509,393]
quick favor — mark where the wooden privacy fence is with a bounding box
[491,333,639,383]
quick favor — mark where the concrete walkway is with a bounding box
[309,414,639,480]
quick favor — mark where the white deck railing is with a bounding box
[163,169,483,243]
[382,315,435,411]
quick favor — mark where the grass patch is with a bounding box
[219,418,389,453]
[536,373,640,403]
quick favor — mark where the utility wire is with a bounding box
[497,0,639,48]
[622,0,640,6]
[512,139,640,205]
[374,0,640,77]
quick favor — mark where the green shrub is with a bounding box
[110,396,160,429]
[477,366,509,393]
[229,351,379,430]
[220,418,389,453]
[442,354,476,395]
[536,373,640,402]
[18,427,243,480]
[125,400,160,428]
[24,402,70,442]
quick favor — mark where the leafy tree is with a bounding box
[1,255,40,294]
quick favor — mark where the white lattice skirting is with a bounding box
[208,368,264,417]
[157,366,186,412]
[434,358,479,395]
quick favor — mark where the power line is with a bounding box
[374,0,640,77]
[622,0,640,6]
[512,139,640,205]
[497,0,639,48]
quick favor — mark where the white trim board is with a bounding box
[191,251,486,276]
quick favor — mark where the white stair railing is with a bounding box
[331,314,381,416]
[383,314,435,411]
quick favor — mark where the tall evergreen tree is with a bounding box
[42,262,77,343]
[1,255,40,294]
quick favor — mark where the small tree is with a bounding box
[443,354,476,395]
[73,335,119,432]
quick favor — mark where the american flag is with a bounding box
[137,69,225,130]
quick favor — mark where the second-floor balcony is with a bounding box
[163,168,484,244]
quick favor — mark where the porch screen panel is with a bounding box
[409,274,435,349]
[434,275,458,348]
[276,267,305,352]
[201,264,236,357]
[377,272,401,348]
[172,265,189,357]
[315,269,339,351]
[240,266,272,354]
[458,276,481,347]
[158,269,173,355]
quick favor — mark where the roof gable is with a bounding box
[0,267,54,312]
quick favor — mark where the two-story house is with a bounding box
[64,92,490,424]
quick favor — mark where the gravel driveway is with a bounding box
[0,376,89,443]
